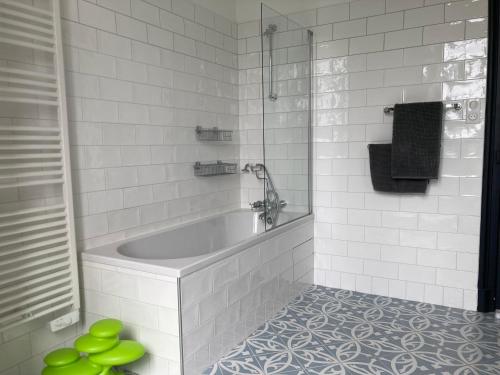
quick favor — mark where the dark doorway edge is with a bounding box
[478,0,499,312]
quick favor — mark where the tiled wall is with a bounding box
[0,260,181,375]
[0,0,489,374]
[305,0,486,310]
[81,261,181,375]
[62,0,240,250]
[0,0,239,374]
[237,0,488,312]
[180,218,314,375]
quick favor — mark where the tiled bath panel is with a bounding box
[204,285,500,375]
[181,219,314,375]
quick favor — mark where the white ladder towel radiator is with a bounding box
[0,0,80,332]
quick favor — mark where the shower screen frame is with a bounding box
[260,3,314,231]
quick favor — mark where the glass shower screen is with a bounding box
[260,4,313,231]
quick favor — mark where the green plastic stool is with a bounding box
[42,348,101,375]
[42,319,144,375]
[74,334,119,354]
[89,319,123,338]
[89,340,145,375]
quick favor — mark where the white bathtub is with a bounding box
[81,209,314,375]
[83,209,308,277]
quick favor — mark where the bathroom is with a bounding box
[0,0,497,374]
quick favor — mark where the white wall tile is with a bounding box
[386,0,424,12]
[131,0,160,25]
[117,14,148,41]
[385,28,423,50]
[98,31,132,59]
[61,0,80,20]
[317,3,349,25]
[400,230,437,249]
[62,21,98,51]
[367,50,404,70]
[364,260,398,278]
[350,34,384,54]
[368,13,403,34]
[147,25,174,49]
[404,44,444,65]
[404,5,444,28]
[399,264,436,283]
[445,0,487,22]
[332,20,366,40]
[466,18,488,39]
[350,0,386,20]
[382,212,418,229]
[174,34,196,56]
[172,0,195,20]
[78,0,116,32]
[423,21,465,44]
[79,50,116,78]
[317,40,349,59]
[97,0,132,15]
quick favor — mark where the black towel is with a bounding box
[369,144,428,193]
[391,102,443,179]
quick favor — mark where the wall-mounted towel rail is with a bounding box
[384,102,462,114]
[0,0,80,332]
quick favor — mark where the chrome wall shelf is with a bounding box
[195,126,232,141]
[194,161,238,177]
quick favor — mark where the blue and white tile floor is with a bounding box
[203,285,500,375]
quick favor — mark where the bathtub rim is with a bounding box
[81,210,314,279]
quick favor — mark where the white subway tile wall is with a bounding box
[64,0,240,251]
[81,261,181,374]
[0,0,489,374]
[237,0,486,311]
[308,0,485,310]
[238,0,487,309]
[0,0,239,373]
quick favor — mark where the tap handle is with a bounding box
[250,200,264,209]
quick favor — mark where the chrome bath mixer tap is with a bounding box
[242,163,287,227]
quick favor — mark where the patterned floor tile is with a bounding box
[203,286,500,375]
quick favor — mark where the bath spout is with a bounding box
[241,163,252,173]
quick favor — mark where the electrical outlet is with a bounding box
[466,99,481,124]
